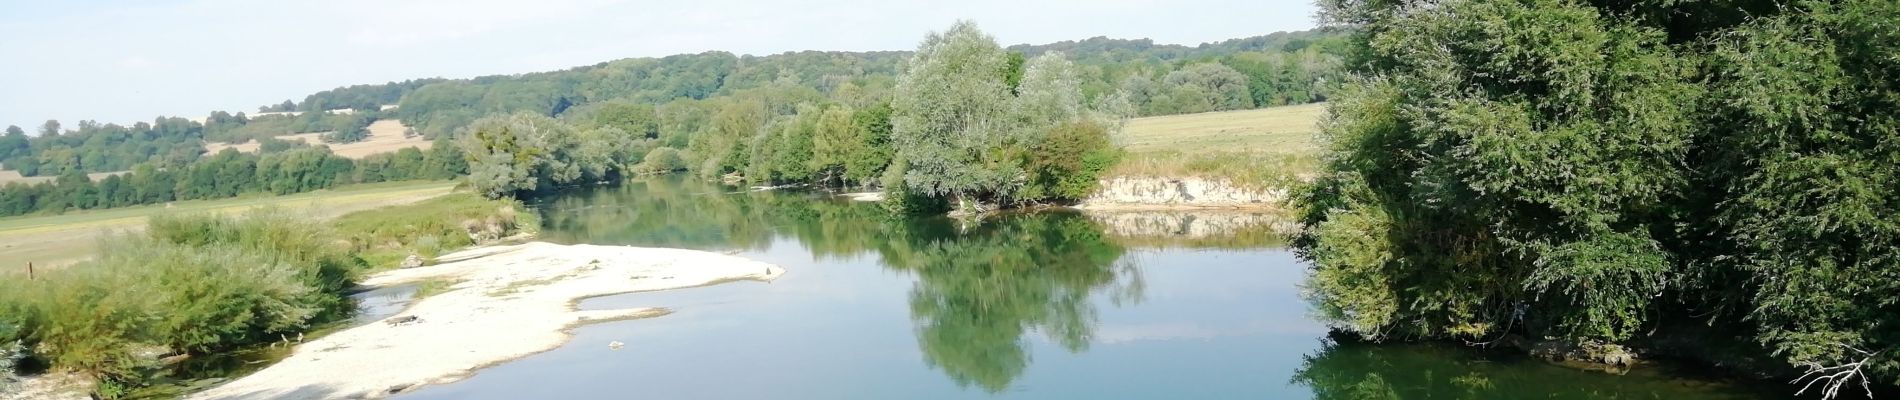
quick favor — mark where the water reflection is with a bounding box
[530,178,1150,391]
[421,176,1791,399]
[1294,333,1785,399]
[891,216,1141,392]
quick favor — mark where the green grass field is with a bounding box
[1109,102,1326,188]
[0,181,458,270]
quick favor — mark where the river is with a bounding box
[394,176,1788,399]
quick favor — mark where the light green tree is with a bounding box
[891,20,1016,210]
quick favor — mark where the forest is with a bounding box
[1293,0,1897,397]
[450,22,1135,213]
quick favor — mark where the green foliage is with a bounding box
[146,212,364,318]
[1299,0,1900,393]
[457,113,582,197]
[633,147,687,175]
[0,198,522,395]
[0,142,465,217]
[843,103,896,185]
[889,23,1127,210]
[0,212,358,392]
[333,192,538,268]
[1020,121,1121,201]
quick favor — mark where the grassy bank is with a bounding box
[0,191,532,398]
[1107,102,1325,189]
[334,192,540,270]
[0,180,456,271]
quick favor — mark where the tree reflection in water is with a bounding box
[525,177,1144,392]
[1291,333,1786,400]
[886,214,1142,392]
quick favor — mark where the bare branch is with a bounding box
[1789,345,1876,400]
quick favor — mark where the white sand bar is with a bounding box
[191,242,784,400]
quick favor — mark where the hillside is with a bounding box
[204,119,431,159]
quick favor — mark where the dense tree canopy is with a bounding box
[889,22,1126,211]
[1295,0,1899,396]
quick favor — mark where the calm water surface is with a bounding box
[400,177,1786,399]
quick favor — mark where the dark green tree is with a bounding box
[1296,0,1900,397]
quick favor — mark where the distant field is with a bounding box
[1119,102,1325,155]
[1109,103,1327,187]
[0,180,458,270]
[206,119,432,159]
[0,170,129,186]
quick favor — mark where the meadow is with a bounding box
[0,180,456,270]
[1108,102,1326,188]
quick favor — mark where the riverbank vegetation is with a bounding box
[0,195,532,397]
[333,192,538,268]
[457,22,1133,213]
[886,22,1126,212]
[1294,0,1898,397]
[0,181,455,269]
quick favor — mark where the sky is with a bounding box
[0,0,1318,130]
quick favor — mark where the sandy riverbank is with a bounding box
[189,242,783,400]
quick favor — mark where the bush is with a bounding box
[1020,121,1122,202]
[147,211,362,318]
[634,147,687,175]
[333,192,538,268]
[0,237,323,390]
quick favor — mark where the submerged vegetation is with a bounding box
[1295,0,1898,397]
[0,194,532,397]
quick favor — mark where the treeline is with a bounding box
[204,110,383,144]
[319,29,1347,139]
[0,143,465,217]
[1296,0,1897,397]
[459,22,1125,213]
[0,111,385,179]
[1011,30,1348,115]
[0,119,205,177]
[289,78,445,113]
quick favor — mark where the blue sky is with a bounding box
[0,0,1318,129]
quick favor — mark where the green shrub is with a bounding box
[0,237,322,390]
[333,192,539,268]
[634,147,687,175]
[146,211,362,318]
[1020,121,1122,202]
